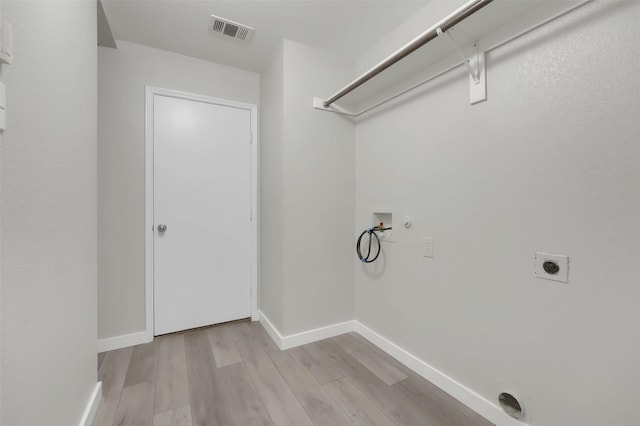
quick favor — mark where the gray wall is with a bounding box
[281,40,355,334]
[0,1,98,425]
[260,40,355,335]
[259,43,285,331]
[98,41,259,340]
[353,1,640,425]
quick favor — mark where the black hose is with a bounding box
[356,226,391,263]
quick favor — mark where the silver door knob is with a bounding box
[157,224,167,232]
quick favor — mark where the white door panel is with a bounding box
[153,94,251,335]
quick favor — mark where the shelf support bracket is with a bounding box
[313,97,356,116]
[436,27,486,104]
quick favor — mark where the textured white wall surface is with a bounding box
[98,41,259,340]
[354,1,640,425]
[1,1,98,425]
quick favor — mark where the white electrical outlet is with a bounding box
[422,237,433,258]
[535,252,569,283]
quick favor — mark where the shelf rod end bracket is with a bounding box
[312,97,357,117]
[436,27,486,104]
[436,27,480,83]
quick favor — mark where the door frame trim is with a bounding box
[145,85,258,340]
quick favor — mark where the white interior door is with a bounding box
[153,93,252,336]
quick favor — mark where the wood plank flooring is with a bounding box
[93,320,494,426]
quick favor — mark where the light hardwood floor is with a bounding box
[94,320,493,426]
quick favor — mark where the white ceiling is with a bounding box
[101,0,428,72]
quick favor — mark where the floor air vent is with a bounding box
[210,15,254,41]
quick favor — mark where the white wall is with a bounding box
[281,40,355,335]
[260,40,355,336]
[0,38,3,423]
[354,1,640,425]
[98,41,259,341]
[259,43,285,331]
[0,1,98,425]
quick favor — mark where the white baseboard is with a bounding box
[256,311,284,348]
[257,311,355,350]
[353,322,528,426]
[79,382,102,426]
[256,313,526,426]
[98,331,151,353]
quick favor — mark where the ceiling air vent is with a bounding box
[210,15,254,41]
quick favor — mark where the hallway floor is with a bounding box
[93,320,493,426]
